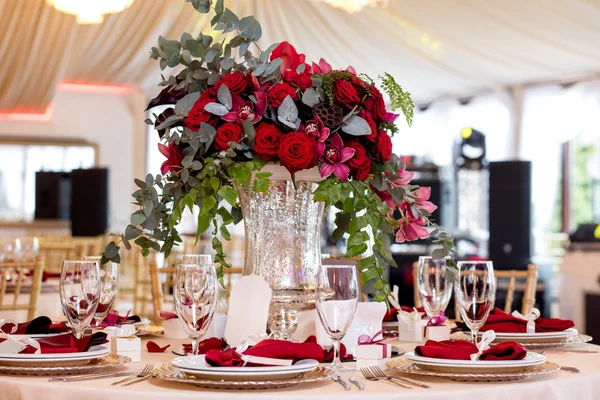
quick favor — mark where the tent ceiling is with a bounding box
[1,0,600,111]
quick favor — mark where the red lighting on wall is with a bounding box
[56,82,132,95]
[0,105,54,122]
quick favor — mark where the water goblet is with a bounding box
[181,254,213,266]
[417,256,453,318]
[60,260,101,339]
[83,256,119,326]
[454,261,496,344]
[174,264,218,356]
[315,262,359,372]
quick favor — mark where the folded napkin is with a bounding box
[0,316,68,335]
[98,310,141,327]
[205,336,353,367]
[455,308,575,333]
[183,337,228,355]
[0,332,107,354]
[415,339,527,361]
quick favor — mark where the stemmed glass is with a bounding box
[174,264,218,356]
[454,261,496,343]
[417,256,454,318]
[83,256,119,326]
[60,260,101,339]
[315,263,359,372]
[181,254,213,266]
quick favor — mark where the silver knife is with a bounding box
[49,371,139,382]
[348,376,365,391]
[331,374,351,391]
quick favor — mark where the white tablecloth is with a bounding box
[0,338,599,400]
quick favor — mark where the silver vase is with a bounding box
[236,165,323,339]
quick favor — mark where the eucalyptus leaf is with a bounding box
[239,40,250,58]
[193,69,210,80]
[296,63,306,73]
[251,64,267,77]
[204,102,229,116]
[215,0,224,14]
[220,58,234,70]
[181,49,192,64]
[207,71,221,85]
[189,0,211,13]
[301,88,320,107]
[277,95,300,129]
[174,92,201,116]
[242,119,255,141]
[341,115,371,136]
[205,48,219,63]
[217,84,232,109]
[131,212,146,226]
[260,42,280,63]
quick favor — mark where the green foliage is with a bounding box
[320,71,356,105]
[379,72,414,127]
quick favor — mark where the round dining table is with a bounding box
[0,337,598,400]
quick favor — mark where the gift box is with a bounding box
[111,335,141,363]
[398,318,426,342]
[356,358,390,370]
[423,324,451,341]
[355,343,392,360]
[162,318,187,340]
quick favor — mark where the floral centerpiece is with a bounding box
[101,0,456,301]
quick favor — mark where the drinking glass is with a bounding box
[417,256,453,318]
[60,260,101,339]
[174,264,218,356]
[181,254,213,266]
[315,263,359,372]
[84,256,119,326]
[454,261,496,343]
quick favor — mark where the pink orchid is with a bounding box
[411,187,438,214]
[318,133,355,181]
[383,112,400,124]
[395,206,430,243]
[302,116,330,155]
[372,168,416,209]
[222,93,266,125]
[311,58,333,74]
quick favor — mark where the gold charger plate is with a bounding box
[387,358,560,382]
[452,332,593,350]
[154,365,333,390]
[0,354,130,376]
[135,325,164,336]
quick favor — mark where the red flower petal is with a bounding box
[146,341,171,353]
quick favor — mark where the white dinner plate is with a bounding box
[490,328,578,339]
[10,333,63,339]
[0,345,109,362]
[133,318,151,327]
[405,351,545,370]
[172,355,319,381]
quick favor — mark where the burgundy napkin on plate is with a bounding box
[205,349,245,367]
[458,308,576,333]
[0,332,107,354]
[415,339,527,361]
[99,310,141,327]
[304,335,353,361]
[0,316,68,335]
[183,337,228,355]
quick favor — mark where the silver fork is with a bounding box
[111,364,154,386]
[369,366,431,389]
[122,363,169,386]
[360,367,411,389]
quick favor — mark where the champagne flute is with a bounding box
[174,264,218,356]
[454,261,496,343]
[84,256,119,326]
[60,260,101,339]
[418,256,453,318]
[315,262,359,372]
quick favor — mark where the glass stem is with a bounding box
[191,336,199,356]
[73,325,85,340]
[471,328,479,345]
[331,338,342,369]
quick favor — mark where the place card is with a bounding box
[291,309,317,342]
[224,275,272,348]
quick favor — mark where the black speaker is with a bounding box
[34,172,71,220]
[70,168,109,237]
[488,161,532,269]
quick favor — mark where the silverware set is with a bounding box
[49,363,168,385]
[360,366,430,389]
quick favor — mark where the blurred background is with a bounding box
[0,0,599,339]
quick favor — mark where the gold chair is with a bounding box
[149,261,176,325]
[71,236,104,258]
[0,255,45,320]
[38,242,82,273]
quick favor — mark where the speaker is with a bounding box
[488,161,532,269]
[34,172,71,220]
[70,168,109,237]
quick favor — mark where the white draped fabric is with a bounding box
[2,0,600,111]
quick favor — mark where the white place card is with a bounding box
[224,275,272,348]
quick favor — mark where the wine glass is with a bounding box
[454,261,496,343]
[83,256,119,326]
[417,256,453,318]
[60,260,101,339]
[21,237,39,261]
[315,263,359,372]
[174,264,218,356]
[181,254,213,266]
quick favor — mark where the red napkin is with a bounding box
[0,332,107,354]
[183,337,228,355]
[304,336,353,361]
[481,308,575,333]
[98,310,141,327]
[415,339,527,361]
[147,341,170,353]
[205,349,245,367]
[0,316,68,335]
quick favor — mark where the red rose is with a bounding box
[271,41,306,73]
[334,80,360,106]
[359,110,378,142]
[372,130,393,163]
[363,86,387,121]
[215,72,248,95]
[277,133,317,174]
[282,70,313,90]
[185,98,218,131]
[199,87,217,101]
[353,157,372,181]
[269,83,298,107]
[254,123,283,162]
[158,143,184,175]
[350,75,369,97]
[214,123,243,151]
[346,141,368,170]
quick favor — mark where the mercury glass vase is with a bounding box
[236,165,323,339]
